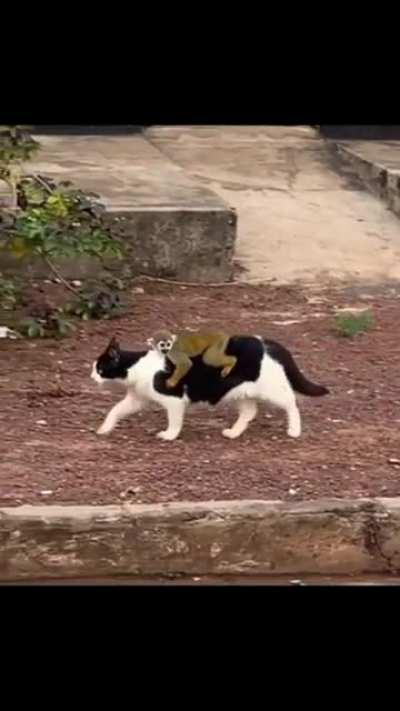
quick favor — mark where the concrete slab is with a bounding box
[335,140,400,220]
[29,135,227,210]
[146,126,400,286]
[337,140,400,171]
[5,134,236,283]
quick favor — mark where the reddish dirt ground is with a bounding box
[1,279,400,506]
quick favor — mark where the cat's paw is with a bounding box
[96,423,113,436]
[222,427,241,439]
[156,430,179,441]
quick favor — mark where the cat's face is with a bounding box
[91,336,125,385]
[91,336,154,387]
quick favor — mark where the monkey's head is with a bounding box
[147,330,176,355]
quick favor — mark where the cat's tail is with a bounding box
[264,339,329,397]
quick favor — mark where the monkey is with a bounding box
[147,329,237,388]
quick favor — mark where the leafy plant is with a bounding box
[0,126,126,338]
[0,126,40,209]
[18,313,74,339]
[64,289,122,320]
[335,310,375,338]
[0,272,20,310]
[5,175,123,268]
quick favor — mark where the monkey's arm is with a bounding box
[166,349,194,388]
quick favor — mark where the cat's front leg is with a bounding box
[156,397,186,441]
[97,391,143,435]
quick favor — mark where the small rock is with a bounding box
[36,419,47,426]
[288,487,297,496]
[71,280,82,287]
[272,319,303,326]
[133,287,145,294]
[306,296,327,305]
[121,486,143,498]
[0,326,20,339]
[388,458,400,465]
[192,577,201,582]
[335,306,369,314]
[40,490,53,496]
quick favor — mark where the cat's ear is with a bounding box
[107,335,120,361]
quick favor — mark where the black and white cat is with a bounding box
[91,335,329,441]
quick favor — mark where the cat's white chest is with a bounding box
[127,350,166,396]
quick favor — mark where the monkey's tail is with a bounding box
[264,339,329,397]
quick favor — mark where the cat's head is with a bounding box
[91,335,163,388]
[91,335,124,385]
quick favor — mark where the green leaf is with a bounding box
[28,323,41,338]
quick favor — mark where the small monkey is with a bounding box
[147,329,237,388]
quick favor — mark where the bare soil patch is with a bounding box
[1,279,400,506]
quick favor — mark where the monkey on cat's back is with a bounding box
[148,329,237,388]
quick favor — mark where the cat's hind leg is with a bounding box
[222,398,258,439]
[263,387,301,438]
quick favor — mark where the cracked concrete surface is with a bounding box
[146,126,400,285]
[1,499,400,581]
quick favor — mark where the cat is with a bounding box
[91,334,329,441]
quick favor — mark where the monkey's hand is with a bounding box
[221,366,233,378]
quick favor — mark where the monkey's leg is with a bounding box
[166,352,193,388]
[203,338,237,378]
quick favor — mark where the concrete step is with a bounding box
[1,134,236,283]
[146,125,400,286]
[334,139,400,219]
[320,125,400,140]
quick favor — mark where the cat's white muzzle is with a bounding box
[91,362,104,385]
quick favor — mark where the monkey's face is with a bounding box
[156,337,174,355]
[148,331,175,355]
